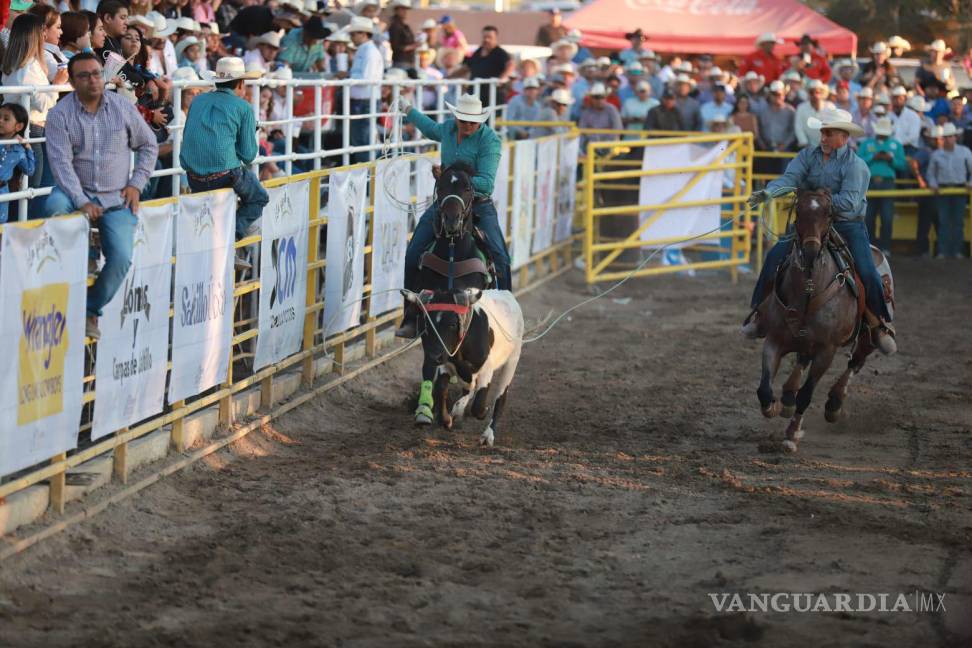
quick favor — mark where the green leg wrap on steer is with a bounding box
[415,380,434,425]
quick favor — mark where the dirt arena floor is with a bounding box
[1,257,970,647]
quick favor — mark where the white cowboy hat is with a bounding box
[676,61,693,73]
[635,80,651,92]
[806,78,829,94]
[305,0,320,13]
[421,18,437,29]
[352,0,379,14]
[928,39,950,52]
[328,28,351,43]
[550,88,574,105]
[587,82,607,97]
[595,56,612,67]
[807,108,864,136]
[348,16,374,34]
[551,39,578,57]
[245,59,266,74]
[888,35,911,50]
[834,58,856,70]
[445,94,491,123]
[870,41,888,54]
[707,66,724,78]
[128,15,154,30]
[272,66,294,80]
[552,63,575,75]
[767,80,785,93]
[907,95,927,112]
[206,22,220,34]
[174,16,199,32]
[856,87,874,98]
[873,117,893,137]
[674,73,695,86]
[638,49,658,61]
[175,36,201,59]
[389,0,411,8]
[146,11,175,37]
[384,67,408,81]
[204,56,263,81]
[252,31,282,48]
[929,125,945,138]
[890,85,907,97]
[755,32,783,46]
[942,122,958,136]
[874,105,887,115]
[172,66,200,82]
[875,93,891,105]
[782,70,803,83]
[522,76,541,89]
[742,71,764,83]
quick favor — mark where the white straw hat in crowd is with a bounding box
[870,41,888,54]
[874,104,887,115]
[252,31,282,48]
[806,108,864,136]
[550,88,574,105]
[596,56,612,67]
[389,0,411,8]
[873,117,893,137]
[782,70,802,83]
[708,66,724,78]
[638,49,657,61]
[245,59,266,74]
[353,0,379,14]
[768,80,785,93]
[755,32,783,46]
[348,16,375,34]
[636,80,651,92]
[175,36,201,59]
[624,61,644,74]
[552,63,575,75]
[875,92,891,105]
[174,16,199,33]
[834,58,856,70]
[271,66,293,80]
[907,95,927,112]
[888,35,911,51]
[742,71,764,83]
[421,18,437,29]
[146,11,176,37]
[445,94,491,123]
[891,85,907,97]
[675,73,695,86]
[942,122,958,136]
[676,61,693,73]
[328,28,351,44]
[128,15,154,30]
[587,82,607,97]
[929,125,945,138]
[807,79,829,94]
[551,39,578,57]
[384,67,408,82]
[172,66,200,82]
[579,58,597,69]
[522,76,541,89]
[204,56,263,81]
[856,87,874,98]
[928,39,950,52]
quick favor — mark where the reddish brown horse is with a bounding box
[756,189,878,452]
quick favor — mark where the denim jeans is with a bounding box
[915,195,939,255]
[43,187,136,317]
[405,199,512,291]
[935,194,968,257]
[865,175,895,251]
[752,219,891,321]
[187,167,269,239]
[349,99,372,165]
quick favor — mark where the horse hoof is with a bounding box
[442,414,453,430]
[762,401,781,418]
[780,404,795,418]
[781,439,798,453]
[824,408,841,423]
[480,426,495,447]
[415,413,432,426]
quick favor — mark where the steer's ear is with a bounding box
[401,289,417,304]
[460,288,483,306]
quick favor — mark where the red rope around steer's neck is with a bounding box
[424,303,469,316]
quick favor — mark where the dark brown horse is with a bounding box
[756,189,877,452]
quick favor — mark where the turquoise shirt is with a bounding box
[279,28,326,73]
[406,108,501,196]
[857,136,907,180]
[180,88,258,175]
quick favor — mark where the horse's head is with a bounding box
[402,288,482,362]
[794,188,833,266]
[434,162,475,239]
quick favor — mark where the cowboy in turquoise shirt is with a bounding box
[396,94,510,338]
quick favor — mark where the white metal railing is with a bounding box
[0,77,506,220]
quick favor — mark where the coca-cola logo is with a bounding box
[623,0,759,15]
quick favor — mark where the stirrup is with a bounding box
[871,321,897,356]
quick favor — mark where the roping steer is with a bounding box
[402,287,523,446]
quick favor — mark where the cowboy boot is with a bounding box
[864,310,897,355]
[740,296,770,339]
[395,303,419,339]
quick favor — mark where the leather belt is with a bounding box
[188,169,233,182]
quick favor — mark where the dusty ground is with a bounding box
[0,258,970,647]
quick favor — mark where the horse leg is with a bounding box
[415,361,436,425]
[780,354,811,418]
[481,386,510,447]
[783,346,837,453]
[757,339,784,418]
[434,370,453,429]
[825,342,872,423]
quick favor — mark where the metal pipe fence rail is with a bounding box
[0,77,506,221]
[0,135,582,545]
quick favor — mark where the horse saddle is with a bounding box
[419,227,495,284]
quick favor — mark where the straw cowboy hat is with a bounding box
[550,88,574,105]
[587,82,607,97]
[146,11,176,37]
[929,124,945,138]
[742,71,764,83]
[907,95,928,112]
[445,94,491,123]
[807,108,864,136]
[522,76,541,89]
[175,36,201,59]
[128,15,154,31]
[638,49,658,61]
[388,0,411,8]
[928,39,950,53]
[755,32,783,46]
[807,78,829,95]
[674,73,695,86]
[888,35,911,51]
[172,66,200,82]
[348,16,374,34]
[890,85,907,97]
[873,117,894,137]
[870,41,888,54]
[353,0,379,14]
[551,39,578,58]
[942,122,958,137]
[328,28,351,43]
[204,56,263,81]
[251,31,283,49]
[595,56,612,67]
[174,16,200,33]
[856,87,874,98]
[767,80,785,93]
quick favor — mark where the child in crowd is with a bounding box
[0,102,36,223]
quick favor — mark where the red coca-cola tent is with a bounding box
[565,0,857,55]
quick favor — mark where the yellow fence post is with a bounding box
[170,400,187,451]
[49,453,66,514]
[584,142,595,284]
[302,176,322,385]
[113,432,129,484]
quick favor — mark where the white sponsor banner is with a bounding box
[370,158,409,317]
[92,204,174,439]
[0,217,87,476]
[168,190,235,403]
[639,142,725,247]
[254,181,310,370]
[492,144,510,238]
[414,155,438,231]
[510,139,536,270]
[324,167,368,336]
[556,135,580,242]
[532,138,558,254]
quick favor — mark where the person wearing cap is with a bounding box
[437,15,467,53]
[854,87,878,140]
[860,42,896,91]
[617,61,644,104]
[419,18,438,49]
[578,82,622,146]
[535,7,566,47]
[756,81,795,171]
[890,89,923,153]
[793,34,830,83]
[858,116,906,254]
[572,58,596,104]
[700,84,732,132]
[531,88,573,137]
[922,79,950,122]
[505,76,543,139]
[746,108,897,353]
[740,32,784,83]
[387,0,416,69]
[392,92,509,336]
[621,79,658,132]
[781,71,806,108]
[43,52,159,339]
[181,56,268,249]
[795,79,835,149]
[739,72,767,114]
[831,80,853,113]
[672,73,702,131]
[618,28,648,66]
[243,30,281,72]
[926,121,972,258]
[278,15,329,72]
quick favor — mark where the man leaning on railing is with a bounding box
[42,52,159,340]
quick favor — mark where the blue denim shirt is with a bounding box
[767,143,871,221]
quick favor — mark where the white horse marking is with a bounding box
[451,173,458,183]
[810,198,820,210]
[480,426,494,447]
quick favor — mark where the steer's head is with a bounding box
[402,288,483,362]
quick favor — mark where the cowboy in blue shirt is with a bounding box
[744,108,897,355]
[393,93,511,338]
